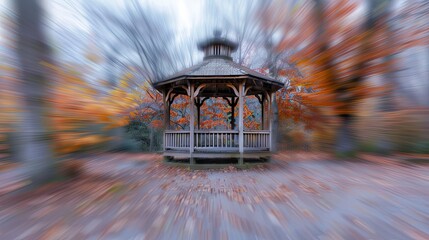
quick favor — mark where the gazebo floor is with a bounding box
[163,149,272,165]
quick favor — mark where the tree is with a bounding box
[263,0,401,154]
[13,0,56,183]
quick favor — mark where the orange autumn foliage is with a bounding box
[261,0,429,128]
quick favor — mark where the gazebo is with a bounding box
[153,31,283,164]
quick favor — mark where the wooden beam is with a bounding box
[194,97,209,130]
[226,84,239,97]
[261,97,264,130]
[189,83,195,153]
[196,103,201,130]
[244,85,252,96]
[194,84,207,97]
[238,82,244,153]
[165,88,174,103]
[180,85,190,96]
[223,96,238,130]
[169,93,179,105]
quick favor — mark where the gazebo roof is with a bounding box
[152,31,284,93]
[153,58,283,89]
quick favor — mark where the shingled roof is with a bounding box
[152,31,284,90]
[153,58,283,88]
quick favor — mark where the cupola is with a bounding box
[197,30,238,61]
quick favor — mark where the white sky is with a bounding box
[0,0,203,42]
[48,0,202,35]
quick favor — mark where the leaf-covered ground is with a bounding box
[0,152,428,240]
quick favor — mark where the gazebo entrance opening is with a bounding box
[153,31,283,164]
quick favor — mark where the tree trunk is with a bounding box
[14,0,56,184]
[271,94,279,152]
[105,54,124,151]
[375,1,396,153]
[335,115,356,156]
[148,128,152,152]
[426,46,429,106]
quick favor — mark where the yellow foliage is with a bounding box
[45,65,140,154]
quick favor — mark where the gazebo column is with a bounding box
[267,92,272,151]
[238,82,245,164]
[261,100,264,130]
[189,83,195,157]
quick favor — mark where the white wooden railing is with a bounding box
[164,130,190,150]
[244,131,270,150]
[194,130,239,150]
[164,130,270,151]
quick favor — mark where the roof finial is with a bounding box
[213,29,222,38]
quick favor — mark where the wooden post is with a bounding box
[238,82,244,154]
[256,94,265,130]
[223,96,238,130]
[189,83,195,154]
[196,99,201,130]
[268,93,272,151]
[164,95,170,130]
[231,97,236,130]
[261,100,264,130]
[195,97,209,130]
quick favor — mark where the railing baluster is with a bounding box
[257,133,259,148]
[229,133,234,147]
[266,134,268,148]
[244,134,246,147]
[262,134,264,148]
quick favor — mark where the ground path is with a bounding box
[0,152,428,239]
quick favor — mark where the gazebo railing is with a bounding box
[244,131,270,150]
[194,130,239,150]
[164,130,190,150]
[164,130,270,151]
